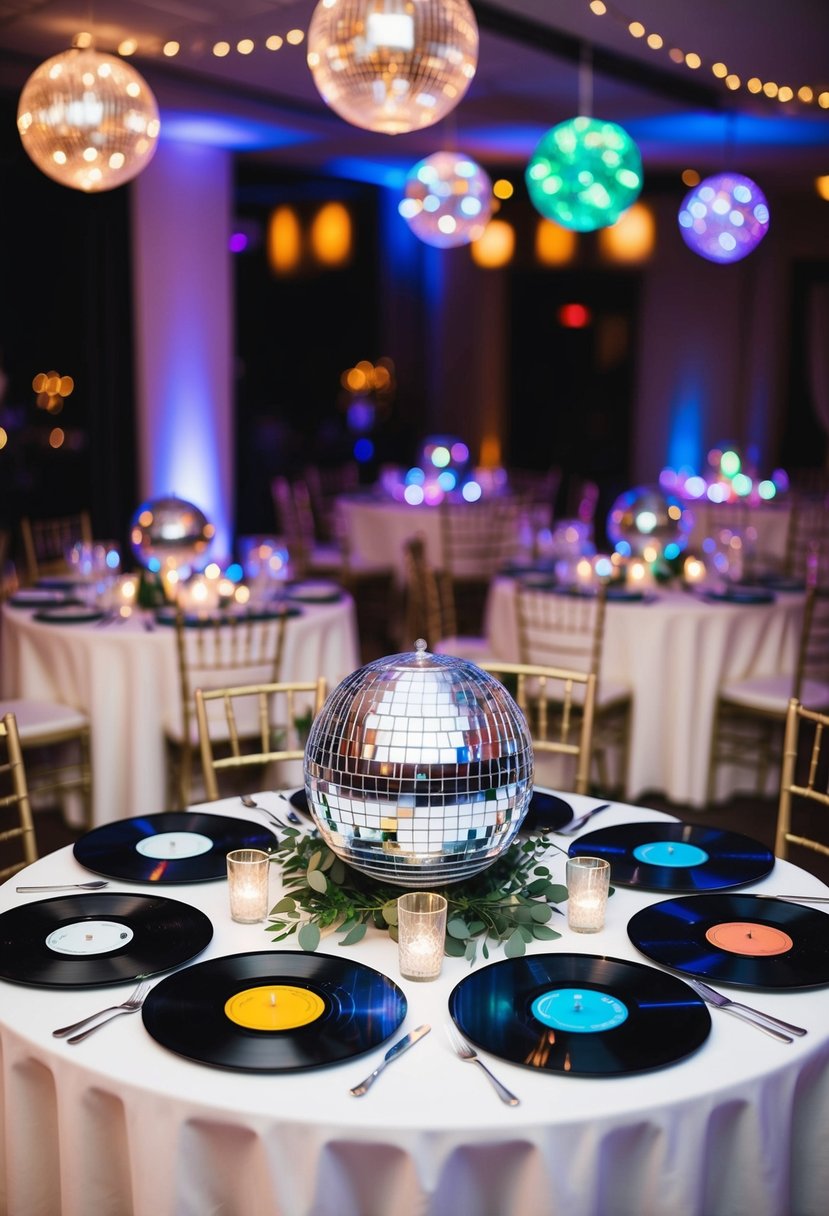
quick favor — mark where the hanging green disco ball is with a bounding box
[525,116,643,231]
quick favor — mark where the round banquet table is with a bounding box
[0,792,827,1216]
[1,597,360,826]
[484,579,805,808]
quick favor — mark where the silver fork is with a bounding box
[16,880,109,892]
[445,1024,520,1106]
[53,980,152,1041]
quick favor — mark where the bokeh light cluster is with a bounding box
[606,485,693,561]
[660,446,789,504]
[678,172,770,263]
[400,152,492,247]
[525,116,643,232]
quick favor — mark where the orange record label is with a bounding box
[224,985,325,1030]
[705,921,793,957]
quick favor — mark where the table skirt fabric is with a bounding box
[1,798,827,1216]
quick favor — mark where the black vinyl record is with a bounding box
[568,822,774,891]
[0,893,213,987]
[628,893,829,989]
[448,953,711,1076]
[289,788,312,816]
[522,789,573,833]
[142,950,407,1072]
[74,812,277,883]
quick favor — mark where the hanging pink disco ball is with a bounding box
[678,172,770,263]
[399,152,493,248]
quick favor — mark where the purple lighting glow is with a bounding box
[678,172,770,263]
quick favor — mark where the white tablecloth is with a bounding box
[0,793,827,1216]
[1,599,360,825]
[485,580,805,807]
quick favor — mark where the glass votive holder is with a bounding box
[566,856,611,933]
[227,849,271,923]
[397,892,447,981]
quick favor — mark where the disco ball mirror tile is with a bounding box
[304,644,533,887]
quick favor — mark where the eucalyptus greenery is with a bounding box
[265,827,570,963]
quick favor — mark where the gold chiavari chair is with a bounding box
[0,712,38,882]
[196,677,327,802]
[0,699,92,828]
[775,698,829,862]
[514,581,632,795]
[437,497,523,636]
[706,585,829,802]
[402,535,493,661]
[166,610,289,808]
[20,510,93,584]
[478,661,597,796]
[784,493,829,584]
[271,475,345,581]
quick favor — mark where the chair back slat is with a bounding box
[0,713,38,881]
[196,678,328,802]
[775,698,829,859]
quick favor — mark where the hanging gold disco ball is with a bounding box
[307,0,478,135]
[17,45,160,192]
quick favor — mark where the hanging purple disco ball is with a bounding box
[399,152,492,248]
[678,172,770,263]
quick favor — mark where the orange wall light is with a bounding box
[310,202,353,266]
[470,219,515,268]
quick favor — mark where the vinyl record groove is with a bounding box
[0,893,213,987]
[522,789,573,834]
[568,822,774,891]
[628,894,829,988]
[448,953,711,1076]
[142,951,407,1072]
[74,812,276,883]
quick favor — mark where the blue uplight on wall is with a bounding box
[678,172,770,263]
[525,116,643,232]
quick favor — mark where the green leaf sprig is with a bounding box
[265,828,568,963]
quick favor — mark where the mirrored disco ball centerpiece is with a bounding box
[607,485,693,559]
[304,641,533,887]
[129,495,215,571]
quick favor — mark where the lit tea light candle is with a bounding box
[226,849,270,923]
[566,856,611,933]
[575,557,595,588]
[627,558,649,588]
[684,556,706,585]
[397,892,447,981]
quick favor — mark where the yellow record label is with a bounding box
[224,984,325,1031]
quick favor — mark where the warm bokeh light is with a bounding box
[493,178,513,200]
[49,428,65,448]
[213,42,230,57]
[266,35,283,51]
[778,86,794,102]
[589,1,607,14]
[798,86,814,102]
[712,62,728,79]
[558,303,592,328]
[267,205,302,274]
[162,42,180,57]
[725,74,741,90]
[237,39,255,55]
[310,202,353,265]
[681,168,701,187]
[646,33,663,49]
[286,29,305,45]
[685,52,701,69]
[747,77,763,93]
[74,31,93,49]
[470,219,515,268]
[629,22,645,38]
[0,428,7,449]
[598,201,655,262]
[534,218,577,265]
[669,48,684,65]
[118,39,137,56]
[816,175,829,201]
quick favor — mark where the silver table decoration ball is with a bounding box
[304,641,534,887]
[129,495,215,571]
[606,484,693,558]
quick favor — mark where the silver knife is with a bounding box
[685,978,806,1040]
[349,1024,431,1096]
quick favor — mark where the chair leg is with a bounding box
[705,701,722,806]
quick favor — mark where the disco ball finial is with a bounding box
[306,0,478,135]
[17,45,160,192]
[304,643,533,887]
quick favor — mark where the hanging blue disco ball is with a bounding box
[678,172,770,263]
[525,116,643,232]
[400,151,493,248]
[606,485,694,559]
